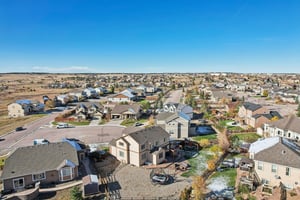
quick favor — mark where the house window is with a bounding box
[164,138,166,142]
[271,165,277,173]
[61,167,72,177]
[286,167,291,176]
[141,144,145,150]
[119,142,124,147]
[159,152,163,159]
[142,153,146,160]
[257,161,263,170]
[277,131,281,135]
[169,131,174,135]
[288,133,291,138]
[119,151,124,157]
[32,172,46,181]
[13,178,24,189]
[155,141,159,146]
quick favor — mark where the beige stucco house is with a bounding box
[110,126,170,166]
[264,115,300,141]
[156,112,191,139]
[8,99,45,118]
[249,137,300,189]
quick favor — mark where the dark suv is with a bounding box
[15,127,24,131]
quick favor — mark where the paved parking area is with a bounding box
[0,114,125,155]
[112,165,191,199]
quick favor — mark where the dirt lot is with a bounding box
[113,165,191,199]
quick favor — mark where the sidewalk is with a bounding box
[39,180,82,193]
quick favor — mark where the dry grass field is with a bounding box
[0,74,79,136]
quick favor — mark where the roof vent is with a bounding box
[282,150,286,154]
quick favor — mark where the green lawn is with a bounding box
[210,168,237,187]
[120,119,136,127]
[192,134,217,141]
[68,121,90,126]
[52,121,90,126]
[231,133,261,143]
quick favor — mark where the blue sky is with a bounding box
[1,0,300,73]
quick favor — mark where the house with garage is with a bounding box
[162,102,193,119]
[84,88,98,99]
[249,111,282,129]
[264,115,300,141]
[109,126,170,166]
[1,142,79,191]
[108,88,137,103]
[238,102,268,127]
[156,112,191,139]
[249,137,300,189]
[110,104,141,120]
[8,99,45,118]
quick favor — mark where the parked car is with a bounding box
[151,174,168,184]
[56,123,74,129]
[135,122,143,127]
[15,126,24,131]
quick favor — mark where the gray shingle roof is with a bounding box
[1,142,79,180]
[254,138,300,169]
[242,102,262,111]
[111,104,141,115]
[269,115,300,133]
[155,112,174,121]
[252,111,282,120]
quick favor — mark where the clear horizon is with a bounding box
[1,0,300,73]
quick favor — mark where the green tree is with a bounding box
[70,186,83,200]
[171,84,176,90]
[110,85,115,94]
[140,100,151,111]
[297,103,300,117]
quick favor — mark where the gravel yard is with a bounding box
[113,165,191,199]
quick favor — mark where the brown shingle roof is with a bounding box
[111,104,141,115]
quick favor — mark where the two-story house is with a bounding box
[8,100,45,118]
[238,102,267,127]
[264,115,300,141]
[109,126,170,166]
[249,137,300,189]
[156,112,191,139]
[163,103,193,119]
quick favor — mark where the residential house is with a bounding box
[8,100,45,118]
[74,103,103,120]
[111,104,141,120]
[156,112,191,139]
[108,88,137,103]
[109,126,170,166]
[238,102,267,127]
[264,115,300,141]
[249,111,282,129]
[84,88,98,99]
[136,84,157,94]
[1,142,79,191]
[54,95,70,105]
[249,137,300,188]
[163,103,193,119]
[210,90,236,104]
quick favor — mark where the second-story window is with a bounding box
[257,161,263,170]
[271,164,277,173]
[141,144,145,150]
[119,142,124,147]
